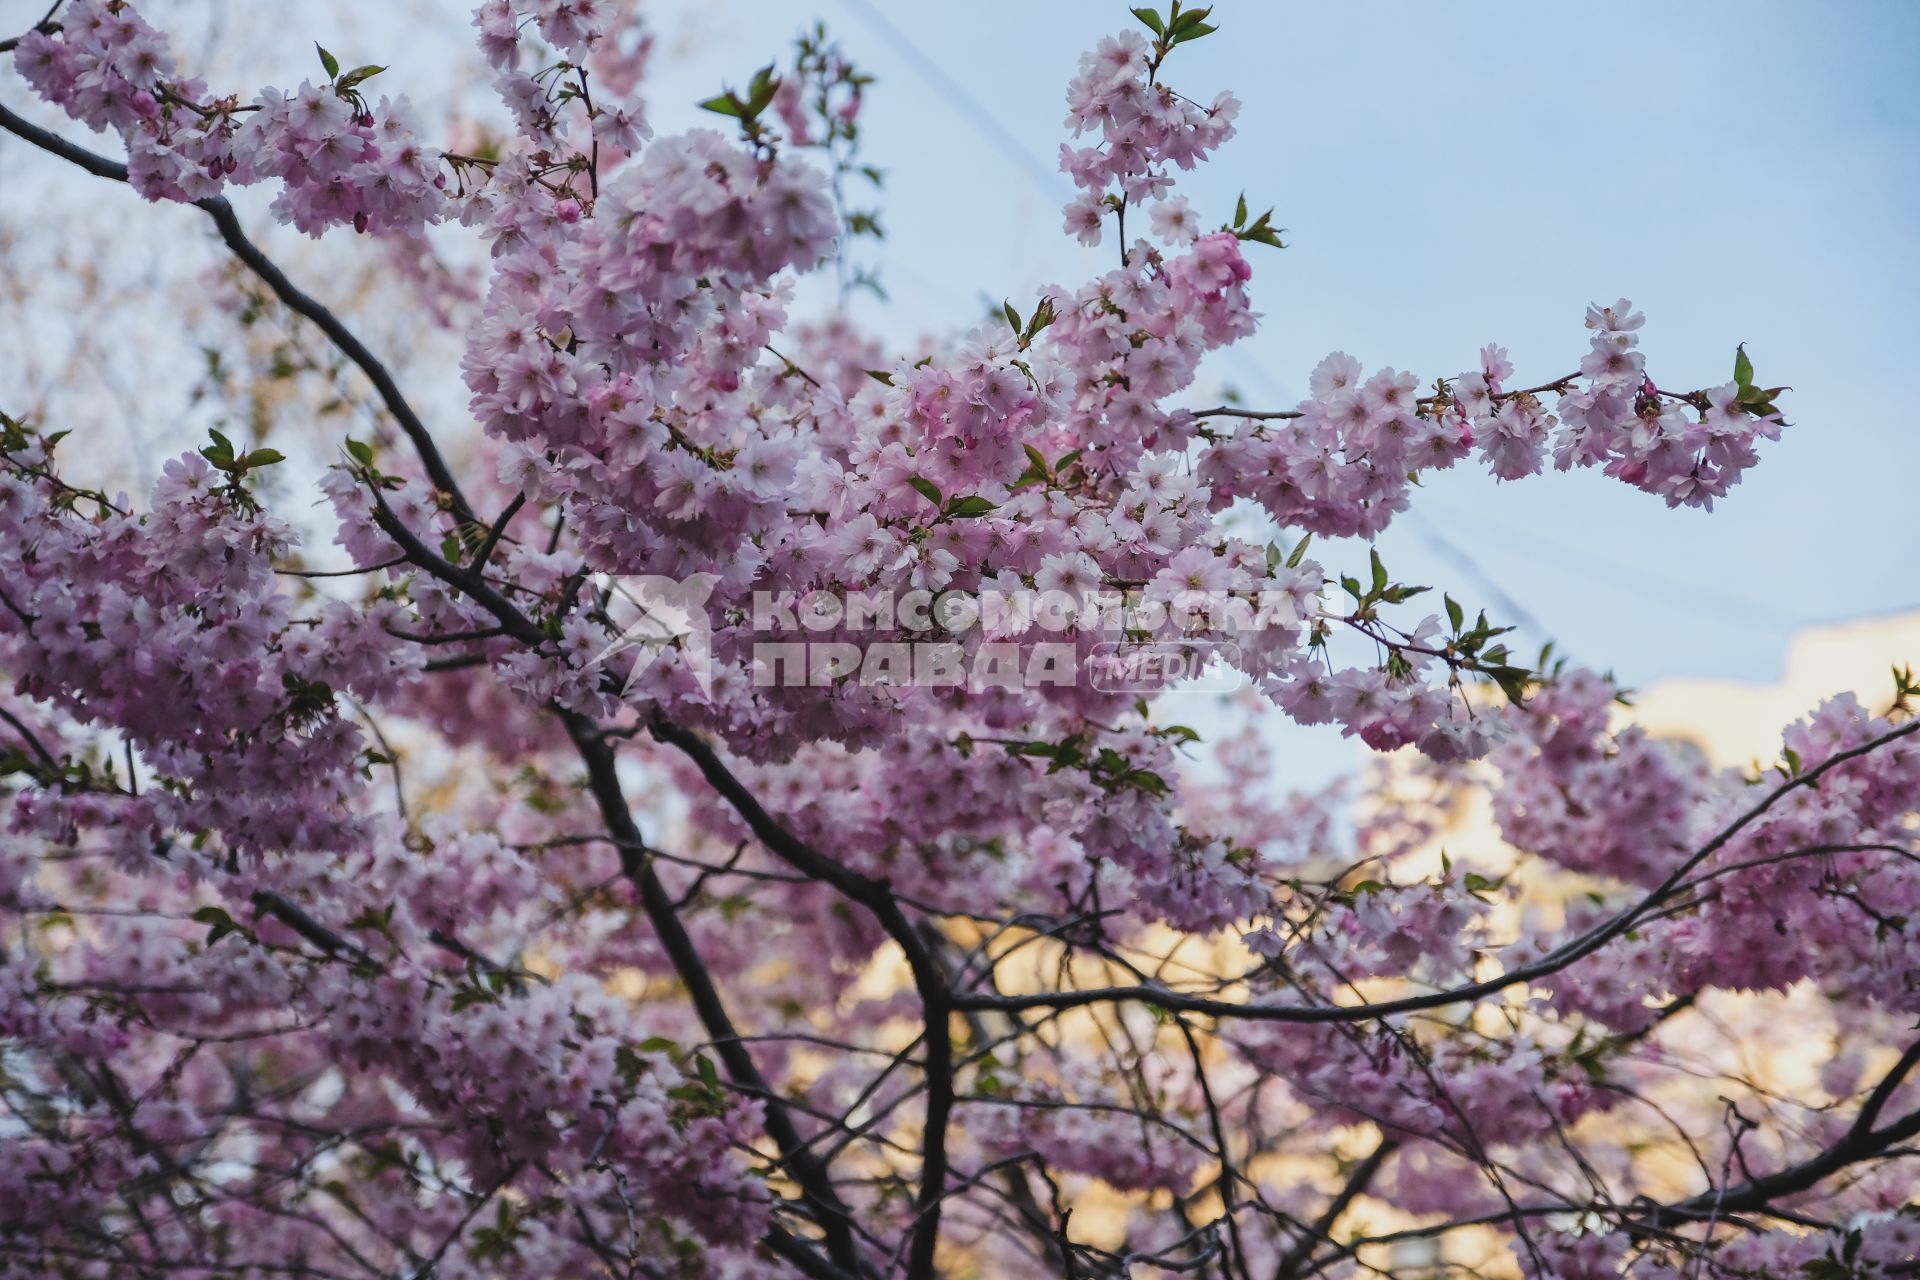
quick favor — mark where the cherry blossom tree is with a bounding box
[2,2,1917,1278]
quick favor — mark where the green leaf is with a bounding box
[243,448,286,468]
[1128,769,1170,797]
[1131,6,1165,36]
[698,93,743,119]
[344,904,396,936]
[1733,343,1754,390]
[745,64,780,116]
[201,428,238,471]
[344,438,374,467]
[944,495,997,519]
[1286,533,1311,569]
[865,369,894,386]
[1369,547,1388,595]
[316,43,340,80]
[906,475,943,508]
[1169,5,1213,33]
[1022,296,1057,344]
[1002,300,1022,335]
[337,64,387,90]
[1487,665,1531,705]
[1445,594,1464,632]
[1237,211,1288,250]
[1233,191,1248,228]
[192,905,244,947]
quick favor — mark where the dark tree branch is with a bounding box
[1271,1140,1395,1280]
[1653,1038,1920,1224]
[644,715,956,1280]
[564,714,872,1277]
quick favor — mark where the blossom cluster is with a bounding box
[1057,28,1239,247]
[15,0,448,233]
[1505,681,1920,1031]
[1199,300,1784,559]
[0,439,407,856]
